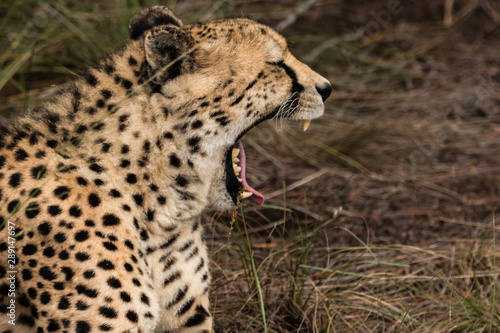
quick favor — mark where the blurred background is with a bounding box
[1,1,500,332]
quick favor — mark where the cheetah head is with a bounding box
[130,6,331,210]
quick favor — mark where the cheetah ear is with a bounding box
[143,25,196,84]
[129,6,183,41]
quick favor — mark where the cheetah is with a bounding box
[0,6,331,333]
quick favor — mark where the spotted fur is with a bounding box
[0,6,330,333]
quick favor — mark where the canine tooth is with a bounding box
[303,120,311,131]
[240,191,253,199]
[232,148,240,161]
[237,177,242,182]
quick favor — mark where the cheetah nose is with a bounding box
[316,82,332,102]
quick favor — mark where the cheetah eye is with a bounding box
[266,60,285,68]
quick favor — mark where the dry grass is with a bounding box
[2,0,500,332]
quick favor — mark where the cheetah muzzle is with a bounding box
[0,5,331,333]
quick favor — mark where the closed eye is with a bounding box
[266,60,285,68]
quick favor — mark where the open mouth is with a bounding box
[224,119,312,206]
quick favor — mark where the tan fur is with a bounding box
[0,6,330,333]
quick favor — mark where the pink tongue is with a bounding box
[235,140,265,206]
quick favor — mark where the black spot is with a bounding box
[74,230,89,242]
[76,284,98,298]
[77,177,88,186]
[169,154,181,167]
[102,214,120,226]
[23,244,38,256]
[230,94,244,106]
[7,200,20,213]
[89,163,104,173]
[143,140,151,153]
[99,324,112,331]
[82,70,98,86]
[161,233,180,249]
[140,293,150,305]
[122,79,133,90]
[192,120,203,129]
[120,159,131,168]
[132,278,141,287]
[88,193,101,207]
[15,148,29,161]
[76,300,89,310]
[46,139,58,148]
[185,305,210,327]
[0,155,5,169]
[157,195,166,205]
[76,321,90,333]
[107,277,121,288]
[53,282,64,290]
[163,271,181,286]
[91,121,104,131]
[126,173,137,184]
[132,194,143,206]
[98,306,117,318]
[69,205,83,218]
[76,124,88,134]
[167,285,187,308]
[61,267,74,281]
[54,232,67,243]
[100,89,112,99]
[121,145,130,154]
[59,250,69,260]
[215,116,230,126]
[188,137,201,147]
[29,188,42,198]
[9,173,22,188]
[101,142,111,153]
[58,296,70,310]
[48,205,62,216]
[210,110,225,118]
[175,175,188,187]
[84,219,95,227]
[97,260,114,270]
[54,186,70,200]
[31,165,47,179]
[39,266,57,281]
[25,203,40,219]
[75,252,91,261]
[125,310,138,323]
[101,241,117,251]
[43,247,55,258]
[83,270,95,279]
[124,240,134,250]
[163,131,174,139]
[18,314,36,327]
[28,287,38,299]
[94,179,105,186]
[47,319,60,332]
[22,269,33,280]
[38,222,52,235]
[128,55,138,66]
[177,297,195,316]
[103,62,115,75]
